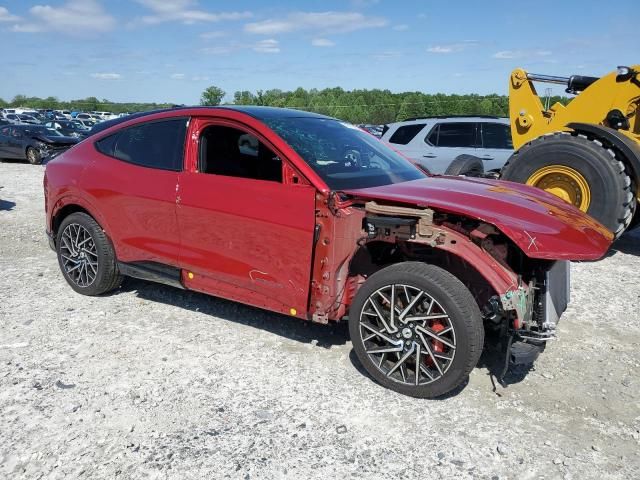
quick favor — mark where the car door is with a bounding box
[6,127,25,158]
[0,126,11,157]
[84,117,187,266]
[177,118,317,315]
[421,122,479,174]
[478,122,514,172]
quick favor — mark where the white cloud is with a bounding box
[0,7,20,22]
[136,0,251,25]
[13,0,115,34]
[393,24,409,31]
[311,38,335,47]
[170,73,186,79]
[200,30,226,39]
[245,11,387,35]
[492,49,553,59]
[427,41,478,54]
[253,39,280,53]
[200,45,238,55]
[91,73,122,80]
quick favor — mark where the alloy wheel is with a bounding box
[359,284,457,386]
[59,223,99,287]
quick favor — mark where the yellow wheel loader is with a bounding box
[500,65,640,237]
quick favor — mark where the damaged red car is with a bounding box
[44,107,613,398]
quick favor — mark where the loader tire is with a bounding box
[501,132,634,238]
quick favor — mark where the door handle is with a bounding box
[480,155,494,160]
[422,154,437,158]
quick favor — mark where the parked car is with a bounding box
[44,106,612,398]
[75,113,94,121]
[17,114,41,125]
[92,111,116,121]
[0,124,78,164]
[75,119,96,129]
[53,110,72,119]
[3,114,22,124]
[0,119,10,127]
[44,120,89,138]
[380,116,513,175]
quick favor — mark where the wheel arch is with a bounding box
[566,122,640,187]
[348,235,520,314]
[50,196,111,241]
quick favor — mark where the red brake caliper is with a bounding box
[424,321,445,366]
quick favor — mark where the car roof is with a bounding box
[387,116,509,127]
[89,105,333,136]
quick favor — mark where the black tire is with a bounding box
[349,262,484,398]
[56,212,123,295]
[445,154,484,177]
[26,147,42,165]
[500,132,634,237]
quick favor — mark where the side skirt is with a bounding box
[117,261,185,290]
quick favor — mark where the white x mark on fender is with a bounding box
[524,230,539,251]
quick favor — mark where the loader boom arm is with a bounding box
[509,66,640,150]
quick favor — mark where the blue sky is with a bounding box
[1,0,637,104]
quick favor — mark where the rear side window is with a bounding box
[430,122,477,148]
[95,118,187,171]
[388,124,425,145]
[481,122,513,149]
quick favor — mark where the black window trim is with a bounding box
[425,121,480,148]
[93,116,190,172]
[387,123,427,145]
[195,117,300,185]
[479,122,513,150]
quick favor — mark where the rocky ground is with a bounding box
[1,160,639,480]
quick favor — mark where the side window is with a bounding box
[0,127,9,135]
[435,123,477,148]
[388,124,425,145]
[95,118,187,171]
[481,123,513,149]
[199,125,282,183]
[425,125,439,145]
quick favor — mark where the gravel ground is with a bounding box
[1,161,639,480]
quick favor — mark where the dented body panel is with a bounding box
[343,176,612,260]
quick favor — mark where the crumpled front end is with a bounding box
[357,200,573,370]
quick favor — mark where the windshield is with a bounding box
[265,117,425,189]
[25,126,63,137]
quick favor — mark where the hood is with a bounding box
[33,135,79,146]
[344,176,613,260]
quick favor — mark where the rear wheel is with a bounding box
[26,147,42,165]
[444,154,484,177]
[56,212,122,295]
[501,132,634,237]
[349,262,484,398]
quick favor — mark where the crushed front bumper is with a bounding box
[510,261,571,365]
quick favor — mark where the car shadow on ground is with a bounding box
[0,199,16,211]
[120,277,537,397]
[608,225,640,256]
[119,277,349,349]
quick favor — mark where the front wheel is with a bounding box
[56,212,123,295]
[349,262,484,398]
[26,147,42,165]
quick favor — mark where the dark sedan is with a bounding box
[0,125,79,164]
[44,120,89,139]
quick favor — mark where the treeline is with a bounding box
[0,95,174,114]
[1,89,571,124]
[230,88,571,124]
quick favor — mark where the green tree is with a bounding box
[200,86,226,106]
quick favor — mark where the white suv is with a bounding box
[380,116,513,174]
